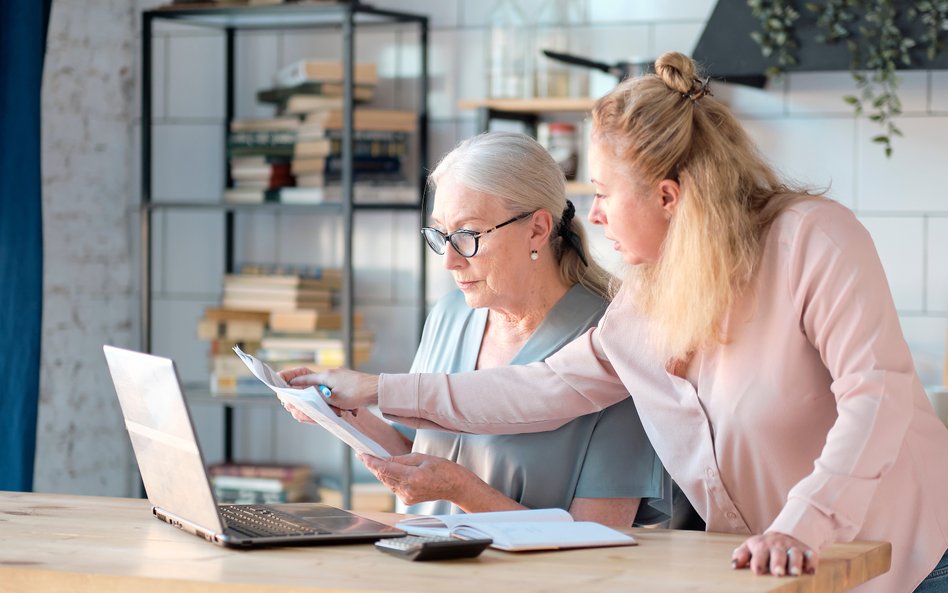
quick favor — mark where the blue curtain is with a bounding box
[0,0,52,491]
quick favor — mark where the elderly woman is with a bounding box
[286,53,948,593]
[282,132,665,526]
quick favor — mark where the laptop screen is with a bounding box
[104,345,224,534]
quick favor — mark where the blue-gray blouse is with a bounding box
[401,284,665,519]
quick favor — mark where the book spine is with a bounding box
[228,130,297,148]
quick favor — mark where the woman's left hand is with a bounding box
[732,531,819,576]
[357,452,468,506]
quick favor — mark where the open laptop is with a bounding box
[103,344,404,548]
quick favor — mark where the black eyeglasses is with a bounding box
[421,211,534,258]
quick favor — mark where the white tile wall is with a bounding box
[933,72,948,112]
[652,22,705,58]
[928,217,948,314]
[742,118,857,209]
[900,315,948,387]
[151,123,225,201]
[372,0,459,29]
[859,216,926,312]
[151,298,218,383]
[161,210,226,295]
[786,71,864,115]
[235,32,282,119]
[857,116,948,213]
[588,0,715,23]
[167,34,226,119]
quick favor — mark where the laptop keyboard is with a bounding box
[219,505,328,538]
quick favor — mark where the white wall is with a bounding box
[36,0,948,496]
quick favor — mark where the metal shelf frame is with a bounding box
[140,2,429,509]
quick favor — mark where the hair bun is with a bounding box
[654,52,697,95]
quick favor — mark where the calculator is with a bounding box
[374,534,493,561]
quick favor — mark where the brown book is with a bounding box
[203,308,271,323]
[317,481,394,512]
[225,272,341,291]
[294,173,326,187]
[259,331,372,352]
[229,117,301,132]
[208,462,313,484]
[209,338,263,356]
[275,59,378,87]
[269,309,363,333]
[290,157,327,175]
[294,138,332,158]
[197,318,266,341]
[299,108,417,132]
[258,83,375,105]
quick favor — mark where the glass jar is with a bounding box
[538,121,578,180]
[533,0,588,98]
[487,0,529,99]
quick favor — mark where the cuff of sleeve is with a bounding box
[767,498,837,552]
[378,373,421,419]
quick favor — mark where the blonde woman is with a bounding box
[287,54,948,592]
[282,132,666,527]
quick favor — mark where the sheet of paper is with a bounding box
[232,346,390,458]
[396,508,572,531]
[451,521,636,551]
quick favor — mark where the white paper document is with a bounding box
[395,508,637,551]
[232,346,390,458]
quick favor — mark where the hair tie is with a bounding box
[558,200,589,267]
[682,77,712,103]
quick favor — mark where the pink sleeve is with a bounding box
[767,204,917,550]
[378,320,631,434]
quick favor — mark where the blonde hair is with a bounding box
[592,52,816,360]
[429,131,614,300]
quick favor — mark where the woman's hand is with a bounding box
[357,453,470,506]
[278,367,380,409]
[732,532,819,577]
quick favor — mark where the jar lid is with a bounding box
[548,122,576,133]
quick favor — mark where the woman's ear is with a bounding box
[658,178,681,219]
[529,209,555,250]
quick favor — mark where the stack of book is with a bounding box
[259,328,374,369]
[222,58,417,205]
[257,59,379,109]
[221,271,337,312]
[208,462,315,504]
[198,308,270,394]
[196,265,372,394]
[224,117,306,204]
[317,478,395,512]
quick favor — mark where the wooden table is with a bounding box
[0,491,890,593]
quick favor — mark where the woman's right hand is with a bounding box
[278,367,380,410]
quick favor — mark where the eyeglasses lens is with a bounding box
[422,228,446,254]
[451,233,476,257]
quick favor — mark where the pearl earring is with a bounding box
[530,250,539,261]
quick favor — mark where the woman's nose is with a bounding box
[442,245,465,269]
[587,200,604,225]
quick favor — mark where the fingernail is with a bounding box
[731,560,737,569]
[790,566,801,576]
[774,566,785,577]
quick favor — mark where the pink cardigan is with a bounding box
[380,200,948,593]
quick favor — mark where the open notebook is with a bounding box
[396,508,637,551]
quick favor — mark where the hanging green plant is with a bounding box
[747,0,948,157]
[747,0,802,76]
